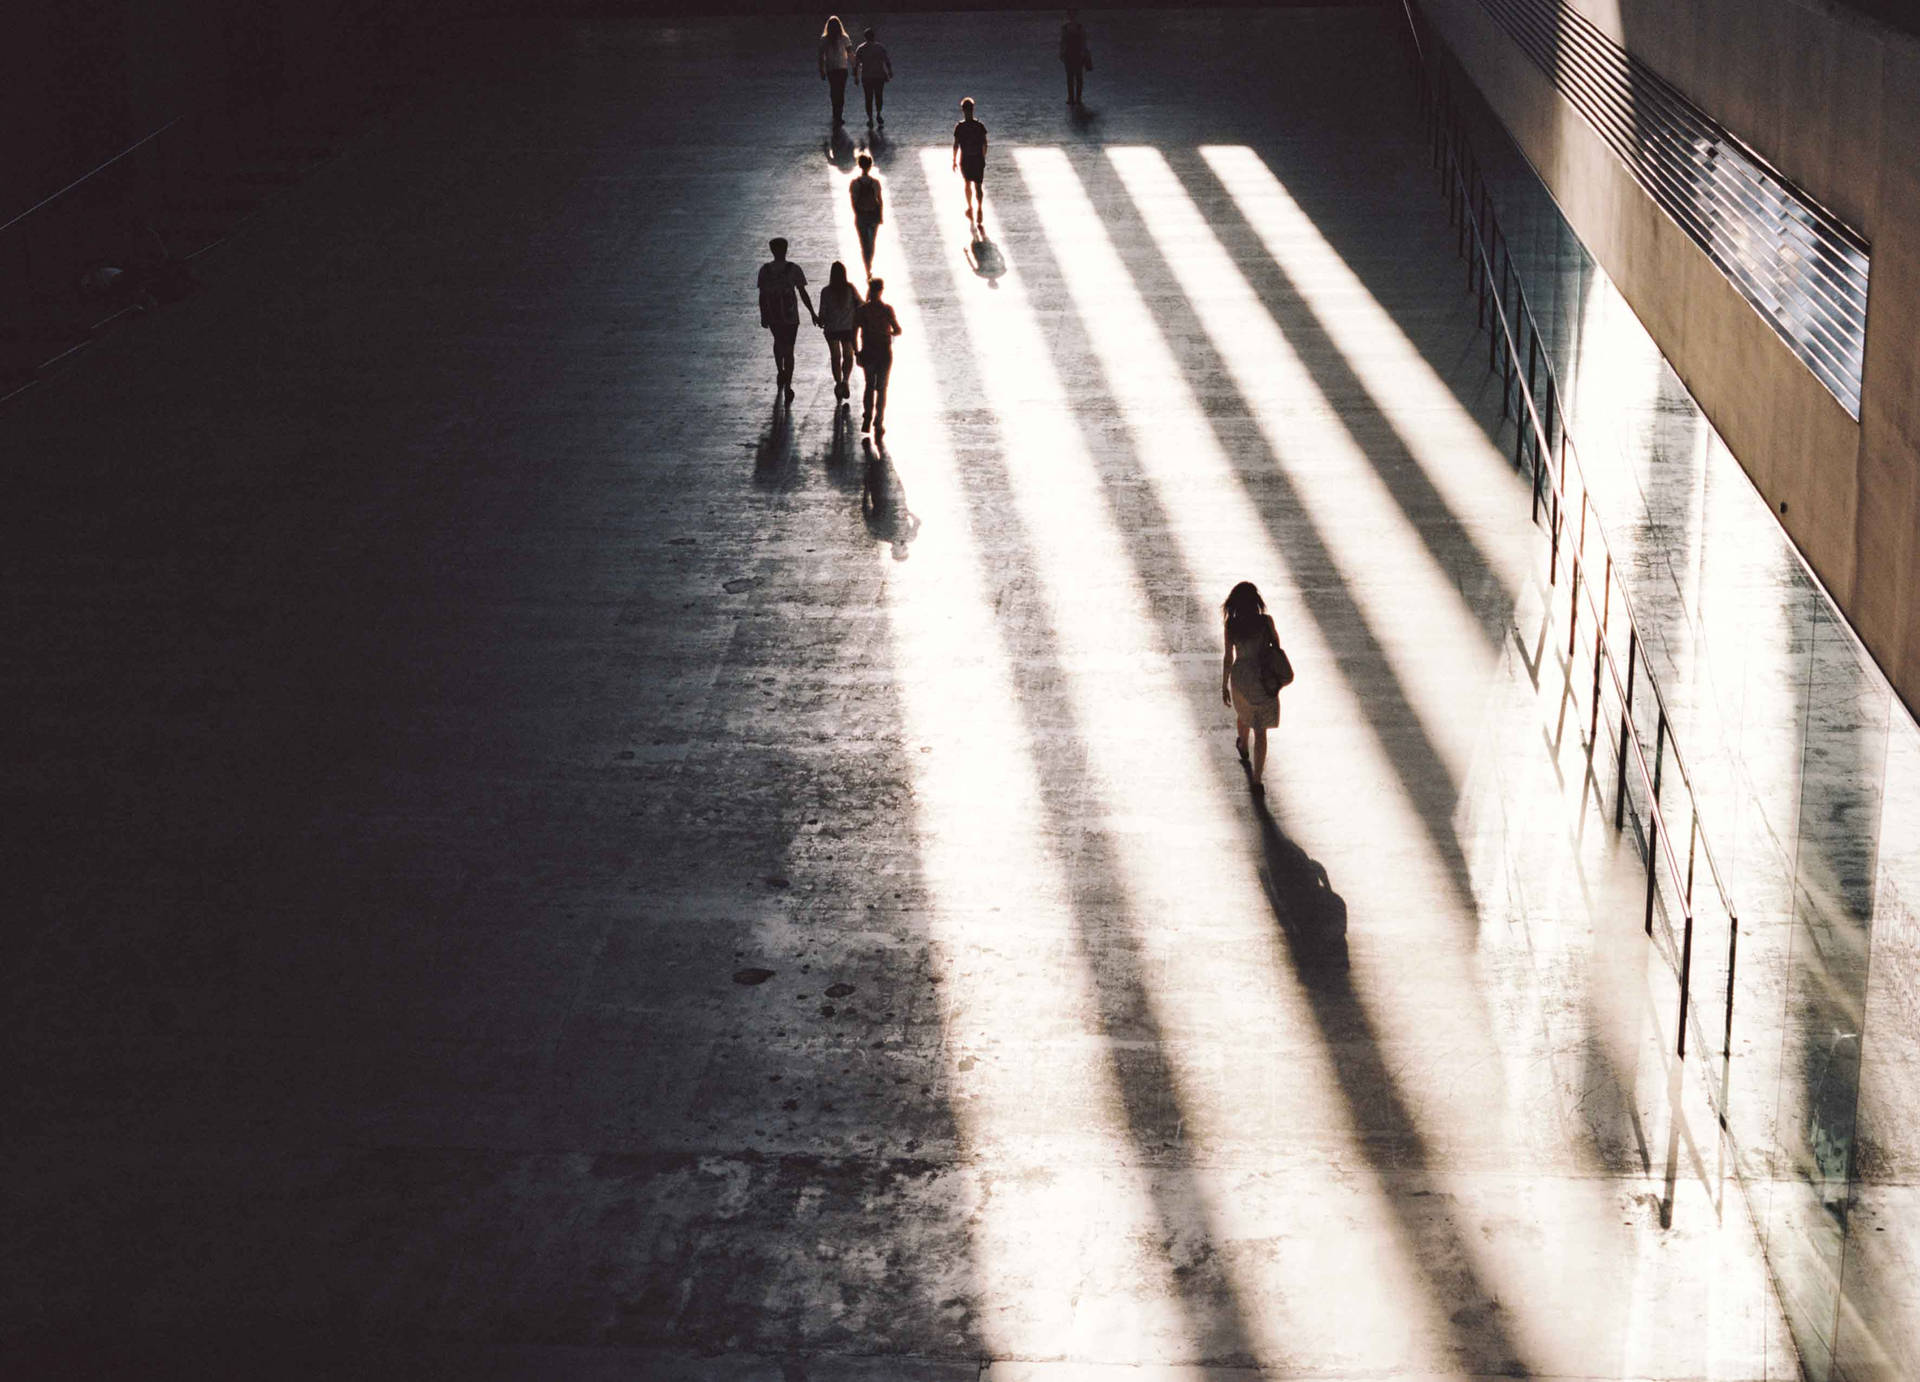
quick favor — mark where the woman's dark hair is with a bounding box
[1223,581,1267,642]
[823,15,845,38]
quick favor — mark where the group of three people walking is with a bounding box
[758,237,901,435]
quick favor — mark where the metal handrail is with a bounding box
[1397,0,1740,1069]
[0,118,184,238]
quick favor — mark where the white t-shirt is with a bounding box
[820,33,853,71]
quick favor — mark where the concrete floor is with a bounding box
[5,6,1911,1378]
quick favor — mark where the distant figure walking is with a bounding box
[758,238,818,403]
[820,16,854,125]
[818,260,862,403]
[1059,10,1091,106]
[1221,581,1293,797]
[854,277,902,435]
[854,27,892,127]
[849,153,885,274]
[951,98,989,228]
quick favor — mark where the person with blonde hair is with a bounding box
[818,16,854,125]
[1221,581,1292,798]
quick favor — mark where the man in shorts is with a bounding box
[854,277,902,436]
[757,237,817,403]
[853,27,892,127]
[849,153,885,275]
[951,98,988,228]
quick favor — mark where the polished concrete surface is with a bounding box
[2,7,1911,1378]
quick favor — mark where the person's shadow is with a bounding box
[1069,102,1100,135]
[825,125,856,171]
[753,402,800,489]
[1254,803,1349,971]
[862,439,920,560]
[823,403,861,492]
[865,127,891,162]
[966,225,1007,288]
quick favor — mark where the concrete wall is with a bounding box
[1421,0,1920,718]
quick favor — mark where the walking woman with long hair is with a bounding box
[1221,581,1290,797]
[817,260,862,402]
[819,16,854,125]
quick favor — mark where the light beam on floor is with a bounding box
[824,163,1197,1365]
[919,143,1478,1368]
[1109,145,1501,790]
[1199,144,1531,601]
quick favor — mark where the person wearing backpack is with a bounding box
[849,152,885,275]
[1221,581,1292,798]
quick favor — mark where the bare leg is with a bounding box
[1235,717,1249,760]
[1252,725,1269,784]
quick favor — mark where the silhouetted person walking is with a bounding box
[854,27,892,126]
[819,16,854,125]
[818,260,862,403]
[758,238,818,403]
[951,98,988,228]
[849,153,885,275]
[1059,10,1091,106]
[854,277,901,435]
[1221,581,1292,798]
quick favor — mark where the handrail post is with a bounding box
[1677,904,1695,1057]
[1644,812,1660,938]
[1723,912,1739,1059]
[1566,552,1581,655]
[1568,493,1589,658]
[1615,628,1638,828]
[1589,622,1606,745]
[1548,484,1561,585]
[1651,705,1667,802]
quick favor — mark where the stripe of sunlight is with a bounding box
[1109,146,1497,791]
[1199,144,1531,599]
[1006,143,1579,1367]
[916,145,1448,1371]
[823,164,1194,1365]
